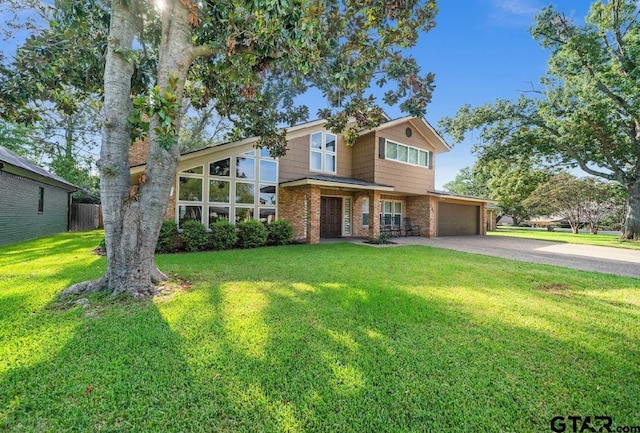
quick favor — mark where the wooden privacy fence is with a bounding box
[70,203,103,231]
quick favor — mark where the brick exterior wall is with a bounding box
[351,193,369,238]
[0,171,71,246]
[278,185,310,242]
[405,195,430,237]
[129,139,149,167]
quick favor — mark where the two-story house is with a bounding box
[129,116,491,243]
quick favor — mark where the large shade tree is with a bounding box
[440,0,640,240]
[49,0,439,297]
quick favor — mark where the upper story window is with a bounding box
[310,131,337,174]
[383,139,432,168]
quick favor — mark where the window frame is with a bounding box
[383,139,431,169]
[309,131,337,174]
[176,149,278,229]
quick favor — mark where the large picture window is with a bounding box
[177,150,277,229]
[383,139,431,168]
[310,131,337,174]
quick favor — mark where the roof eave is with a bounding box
[280,178,395,192]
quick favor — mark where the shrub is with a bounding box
[210,220,237,250]
[266,220,294,245]
[156,219,178,253]
[181,220,209,252]
[236,219,267,248]
[96,237,107,255]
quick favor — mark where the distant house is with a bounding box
[130,116,493,243]
[0,146,77,246]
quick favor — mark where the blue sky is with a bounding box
[399,0,592,188]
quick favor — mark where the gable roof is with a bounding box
[0,145,77,191]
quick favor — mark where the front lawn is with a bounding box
[490,226,640,250]
[1,231,639,432]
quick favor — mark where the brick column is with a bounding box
[368,190,381,239]
[428,196,437,237]
[307,185,321,244]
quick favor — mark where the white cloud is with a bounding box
[487,0,542,27]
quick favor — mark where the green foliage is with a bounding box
[156,220,178,253]
[97,236,106,253]
[236,219,267,249]
[130,76,182,149]
[266,220,294,246]
[439,0,640,239]
[180,220,209,252]
[524,173,622,234]
[442,166,491,197]
[210,220,238,251]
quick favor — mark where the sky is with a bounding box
[395,0,593,189]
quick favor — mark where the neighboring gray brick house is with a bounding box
[0,146,77,246]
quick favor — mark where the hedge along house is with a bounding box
[129,117,492,243]
[0,145,77,246]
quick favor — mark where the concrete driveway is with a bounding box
[386,235,640,279]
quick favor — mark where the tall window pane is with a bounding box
[235,182,255,204]
[311,151,322,171]
[408,147,418,164]
[325,134,336,152]
[398,145,408,162]
[209,180,230,203]
[325,154,336,173]
[179,177,203,201]
[236,157,255,179]
[419,150,428,167]
[387,142,398,159]
[260,160,277,182]
[311,132,322,149]
[259,184,277,206]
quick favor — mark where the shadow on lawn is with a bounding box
[1,245,639,432]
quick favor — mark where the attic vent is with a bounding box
[405,127,412,137]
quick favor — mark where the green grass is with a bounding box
[490,226,640,250]
[1,231,639,432]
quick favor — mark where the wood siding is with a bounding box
[374,123,436,194]
[279,131,352,182]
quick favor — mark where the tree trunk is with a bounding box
[63,0,193,298]
[622,179,640,240]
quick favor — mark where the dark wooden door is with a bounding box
[321,197,342,238]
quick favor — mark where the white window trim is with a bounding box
[310,131,337,174]
[384,139,431,168]
[176,149,278,229]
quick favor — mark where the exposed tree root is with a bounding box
[61,269,168,299]
[61,276,109,298]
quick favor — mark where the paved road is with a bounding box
[385,235,640,279]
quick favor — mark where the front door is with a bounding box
[320,197,342,238]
